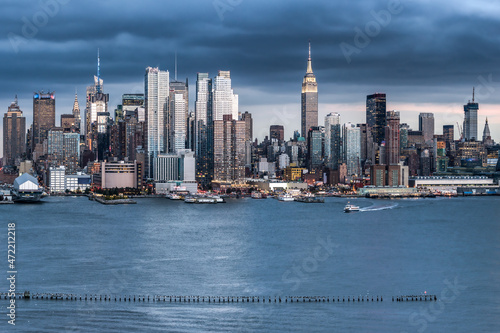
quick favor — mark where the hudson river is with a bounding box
[1,196,499,332]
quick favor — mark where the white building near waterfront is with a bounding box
[49,166,66,193]
[49,167,92,193]
[153,150,197,194]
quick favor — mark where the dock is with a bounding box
[1,292,437,304]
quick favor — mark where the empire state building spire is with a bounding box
[301,41,318,140]
[306,41,313,74]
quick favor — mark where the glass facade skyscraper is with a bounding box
[366,93,386,145]
[464,92,478,141]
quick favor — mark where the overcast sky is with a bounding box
[1,0,500,156]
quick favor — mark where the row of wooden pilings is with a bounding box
[1,292,437,303]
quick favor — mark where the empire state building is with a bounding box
[301,42,318,140]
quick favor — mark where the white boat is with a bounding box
[167,193,183,200]
[277,193,294,202]
[184,195,225,204]
[344,203,360,213]
[251,191,262,199]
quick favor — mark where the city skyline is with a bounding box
[1,0,500,157]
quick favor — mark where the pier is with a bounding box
[1,292,437,304]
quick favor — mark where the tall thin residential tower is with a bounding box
[145,67,169,178]
[195,73,213,186]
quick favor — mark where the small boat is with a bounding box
[167,193,183,200]
[277,193,294,202]
[251,192,265,199]
[344,203,360,213]
[184,196,197,203]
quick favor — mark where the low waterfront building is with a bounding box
[49,166,92,193]
[247,179,308,192]
[153,150,197,194]
[66,173,91,192]
[409,176,495,191]
[96,160,141,189]
[357,186,419,197]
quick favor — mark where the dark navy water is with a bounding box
[1,196,499,332]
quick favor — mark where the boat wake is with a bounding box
[359,203,398,212]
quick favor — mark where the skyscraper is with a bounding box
[72,92,81,132]
[213,114,245,182]
[343,123,361,176]
[443,125,454,150]
[301,42,318,140]
[270,125,284,142]
[85,51,109,153]
[33,91,55,152]
[169,79,189,153]
[3,97,26,166]
[324,113,341,168]
[307,126,323,171]
[464,89,478,141]
[145,67,169,178]
[195,73,213,186]
[385,111,400,165]
[213,71,238,121]
[241,111,253,142]
[419,112,435,144]
[122,94,145,117]
[358,123,375,170]
[400,123,410,152]
[366,93,386,145]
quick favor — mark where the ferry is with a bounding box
[344,203,360,213]
[277,193,294,202]
[295,193,324,203]
[184,195,225,204]
[166,193,183,200]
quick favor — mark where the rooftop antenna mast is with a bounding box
[97,48,101,93]
[472,87,475,103]
[175,50,178,81]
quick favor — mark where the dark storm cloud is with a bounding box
[0,0,499,144]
